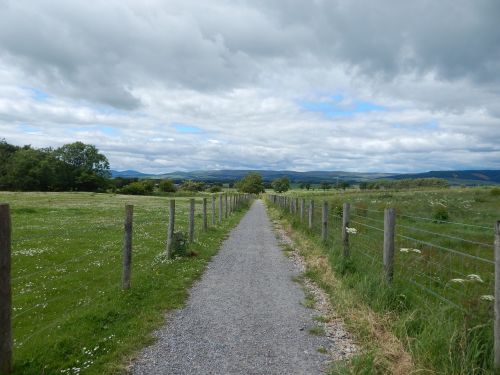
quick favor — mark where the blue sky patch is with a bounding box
[29,87,50,101]
[68,126,121,136]
[392,121,439,131]
[18,124,42,134]
[173,123,202,133]
[299,96,386,118]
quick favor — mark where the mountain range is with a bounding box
[110,169,500,185]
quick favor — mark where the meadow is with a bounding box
[269,186,500,374]
[1,191,249,374]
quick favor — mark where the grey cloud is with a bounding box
[0,0,499,173]
[1,0,499,109]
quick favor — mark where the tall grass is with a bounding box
[1,191,249,374]
[271,187,498,373]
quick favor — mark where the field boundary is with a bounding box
[267,193,500,372]
[0,193,252,374]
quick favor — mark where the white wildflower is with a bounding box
[450,278,465,283]
[480,295,494,302]
[410,248,422,254]
[400,248,410,253]
[467,274,484,283]
[346,227,357,234]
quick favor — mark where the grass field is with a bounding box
[1,191,249,374]
[269,186,500,374]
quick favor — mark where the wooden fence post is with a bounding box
[322,201,328,242]
[308,200,314,229]
[189,199,195,243]
[294,198,299,216]
[202,198,208,231]
[211,195,216,226]
[0,204,12,375]
[219,195,223,224]
[225,194,228,218]
[300,199,305,222]
[494,221,500,371]
[122,204,133,290]
[383,208,396,284]
[342,203,350,257]
[166,199,175,257]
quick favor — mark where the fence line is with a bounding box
[0,204,12,374]
[1,193,252,374]
[267,193,499,370]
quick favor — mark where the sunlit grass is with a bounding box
[0,191,249,375]
[269,186,499,373]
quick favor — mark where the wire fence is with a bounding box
[0,193,252,374]
[267,193,499,369]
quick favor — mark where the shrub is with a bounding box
[433,206,449,222]
[119,181,148,195]
[180,180,204,192]
[208,185,222,193]
[171,231,189,257]
[490,187,500,196]
[272,177,290,193]
[236,172,265,193]
[333,205,343,218]
[159,179,176,193]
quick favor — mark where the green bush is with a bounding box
[171,231,189,257]
[159,179,176,192]
[119,181,148,195]
[209,185,222,193]
[432,206,449,222]
[333,205,343,218]
[180,180,204,192]
[490,187,500,196]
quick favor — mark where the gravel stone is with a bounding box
[131,200,330,375]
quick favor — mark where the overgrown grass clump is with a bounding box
[2,191,249,374]
[268,187,498,374]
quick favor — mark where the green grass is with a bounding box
[269,187,499,374]
[308,325,326,336]
[1,191,250,374]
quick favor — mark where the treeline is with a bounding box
[0,139,110,191]
[114,178,225,195]
[359,178,449,190]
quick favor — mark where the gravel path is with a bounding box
[132,200,330,375]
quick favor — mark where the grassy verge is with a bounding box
[267,197,494,374]
[267,203,412,374]
[2,192,250,374]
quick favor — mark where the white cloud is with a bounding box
[0,0,499,173]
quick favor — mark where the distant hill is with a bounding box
[110,169,500,185]
[381,170,500,185]
[155,170,393,183]
[110,170,153,178]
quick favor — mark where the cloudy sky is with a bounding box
[1,0,499,173]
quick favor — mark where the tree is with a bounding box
[0,139,19,182]
[320,181,331,191]
[159,179,177,192]
[54,142,110,191]
[339,181,350,190]
[235,172,264,194]
[305,183,311,190]
[180,180,204,192]
[1,147,59,191]
[271,177,290,193]
[54,142,110,175]
[208,185,222,193]
[120,181,147,195]
[359,181,369,190]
